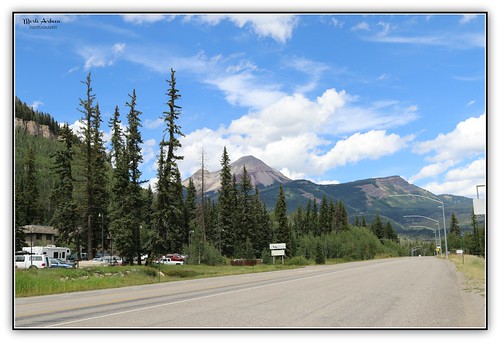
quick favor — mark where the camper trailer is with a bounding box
[22,245,71,262]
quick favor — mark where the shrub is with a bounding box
[315,241,326,264]
[286,256,311,266]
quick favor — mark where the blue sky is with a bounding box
[14,13,486,198]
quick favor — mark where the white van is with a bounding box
[15,254,50,269]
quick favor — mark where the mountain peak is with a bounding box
[182,155,291,193]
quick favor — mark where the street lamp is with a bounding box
[388,194,448,259]
[404,215,442,256]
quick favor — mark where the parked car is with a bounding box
[15,254,49,269]
[48,258,75,269]
[159,258,184,265]
[68,252,88,261]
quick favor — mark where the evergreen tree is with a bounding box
[78,73,96,258]
[315,241,325,264]
[237,166,254,247]
[91,104,109,256]
[252,186,272,257]
[153,68,185,258]
[185,178,198,236]
[336,201,349,232]
[217,147,235,256]
[449,213,460,236]
[77,73,110,259]
[370,214,384,240]
[292,205,306,238]
[383,221,398,240]
[470,211,485,257]
[274,185,292,254]
[125,90,145,263]
[14,180,26,251]
[108,105,133,262]
[304,200,312,234]
[20,147,42,226]
[310,199,318,235]
[318,195,329,235]
[50,124,77,245]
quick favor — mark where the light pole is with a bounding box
[388,194,448,259]
[404,215,442,256]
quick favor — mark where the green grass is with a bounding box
[15,263,299,297]
[447,254,485,297]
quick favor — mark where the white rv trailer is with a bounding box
[22,245,71,261]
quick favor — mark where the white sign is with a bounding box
[473,198,485,215]
[269,243,286,250]
[271,249,285,256]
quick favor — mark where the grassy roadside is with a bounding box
[447,254,485,297]
[14,263,300,297]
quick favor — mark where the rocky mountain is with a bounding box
[15,118,57,140]
[182,155,292,192]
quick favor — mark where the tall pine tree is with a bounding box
[50,124,77,245]
[274,184,292,255]
[153,68,185,257]
[125,89,145,264]
[217,147,235,256]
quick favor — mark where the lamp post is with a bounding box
[389,194,448,259]
[404,215,442,256]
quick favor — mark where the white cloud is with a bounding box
[144,117,164,129]
[140,138,157,165]
[29,100,44,111]
[421,159,485,197]
[313,130,414,171]
[351,22,370,31]
[413,114,485,162]
[205,72,286,109]
[409,160,456,182]
[410,114,486,196]
[193,15,299,43]
[122,15,171,25]
[178,88,417,181]
[79,42,126,70]
[459,15,478,25]
[445,158,485,182]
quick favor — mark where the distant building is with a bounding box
[22,225,59,247]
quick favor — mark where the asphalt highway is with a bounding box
[14,257,485,328]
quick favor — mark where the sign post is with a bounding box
[269,243,286,265]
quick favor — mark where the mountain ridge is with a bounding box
[183,155,474,233]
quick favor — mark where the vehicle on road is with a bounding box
[166,253,185,261]
[48,258,75,269]
[159,258,184,265]
[15,253,49,269]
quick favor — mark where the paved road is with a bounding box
[15,257,485,328]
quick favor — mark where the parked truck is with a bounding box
[22,245,71,262]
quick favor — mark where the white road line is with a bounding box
[47,262,384,327]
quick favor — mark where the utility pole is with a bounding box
[200,148,207,242]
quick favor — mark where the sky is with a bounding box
[14,12,486,198]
